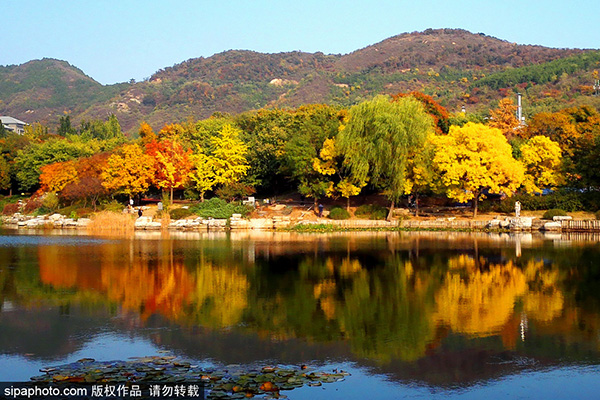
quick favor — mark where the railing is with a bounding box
[400,219,488,229]
[562,220,600,232]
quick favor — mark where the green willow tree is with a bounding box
[337,95,434,220]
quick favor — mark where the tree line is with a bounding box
[1,92,599,218]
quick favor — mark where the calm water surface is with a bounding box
[1,229,600,399]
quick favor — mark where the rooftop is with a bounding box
[0,116,28,125]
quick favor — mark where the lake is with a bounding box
[1,229,600,399]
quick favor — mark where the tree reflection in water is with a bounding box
[1,231,600,387]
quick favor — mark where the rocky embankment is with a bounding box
[1,213,92,229]
[1,212,590,232]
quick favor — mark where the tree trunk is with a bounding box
[200,192,205,202]
[170,187,174,204]
[387,200,395,221]
[473,192,479,218]
[346,196,350,212]
[415,193,420,217]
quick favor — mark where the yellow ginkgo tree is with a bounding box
[431,123,525,217]
[313,137,366,211]
[189,124,249,201]
[519,135,563,194]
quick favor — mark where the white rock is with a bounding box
[49,213,64,221]
[553,216,572,221]
[77,218,91,227]
[544,221,562,231]
[488,219,501,227]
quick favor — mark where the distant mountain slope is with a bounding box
[336,29,584,72]
[0,58,128,125]
[1,29,599,134]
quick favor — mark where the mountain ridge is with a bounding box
[1,29,598,133]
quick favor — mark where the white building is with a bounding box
[1,116,28,134]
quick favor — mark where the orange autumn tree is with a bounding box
[489,98,521,139]
[138,122,157,147]
[39,160,78,193]
[60,153,110,210]
[102,144,155,201]
[392,91,450,134]
[146,139,192,203]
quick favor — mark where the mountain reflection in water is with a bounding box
[1,230,600,394]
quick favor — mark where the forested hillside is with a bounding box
[1,29,599,133]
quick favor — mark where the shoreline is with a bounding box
[2,212,600,234]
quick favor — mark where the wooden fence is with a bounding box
[562,220,600,232]
[400,219,489,230]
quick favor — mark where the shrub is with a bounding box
[542,209,568,220]
[329,206,350,220]
[189,198,250,219]
[0,196,23,214]
[42,193,60,212]
[2,202,20,215]
[355,204,388,220]
[23,196,44,214]
[169,207,194,220]
[101,200,125,213]
[595,210,600,220]
[495,191,585,214]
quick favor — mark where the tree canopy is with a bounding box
[431,123,525,217]
[338,95,434,218]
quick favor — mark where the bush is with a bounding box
[595,210,600,220]
[495,191,585,214]
[23,196,43,214]
[101,200,125,213]
[328,206,350,220]
[42,193,60,212]
[0,196,23,214]
[355,204,388,220]
[169,207,194,220]
[542,209,568,220]
[189,198,250,219]
[2,202,20,215]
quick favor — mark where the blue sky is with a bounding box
[2,0,599,85]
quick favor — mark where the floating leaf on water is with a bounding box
[259,382,277,392]
[308,382,322,387]
[174,362,191,368]
[77,358,95,363]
